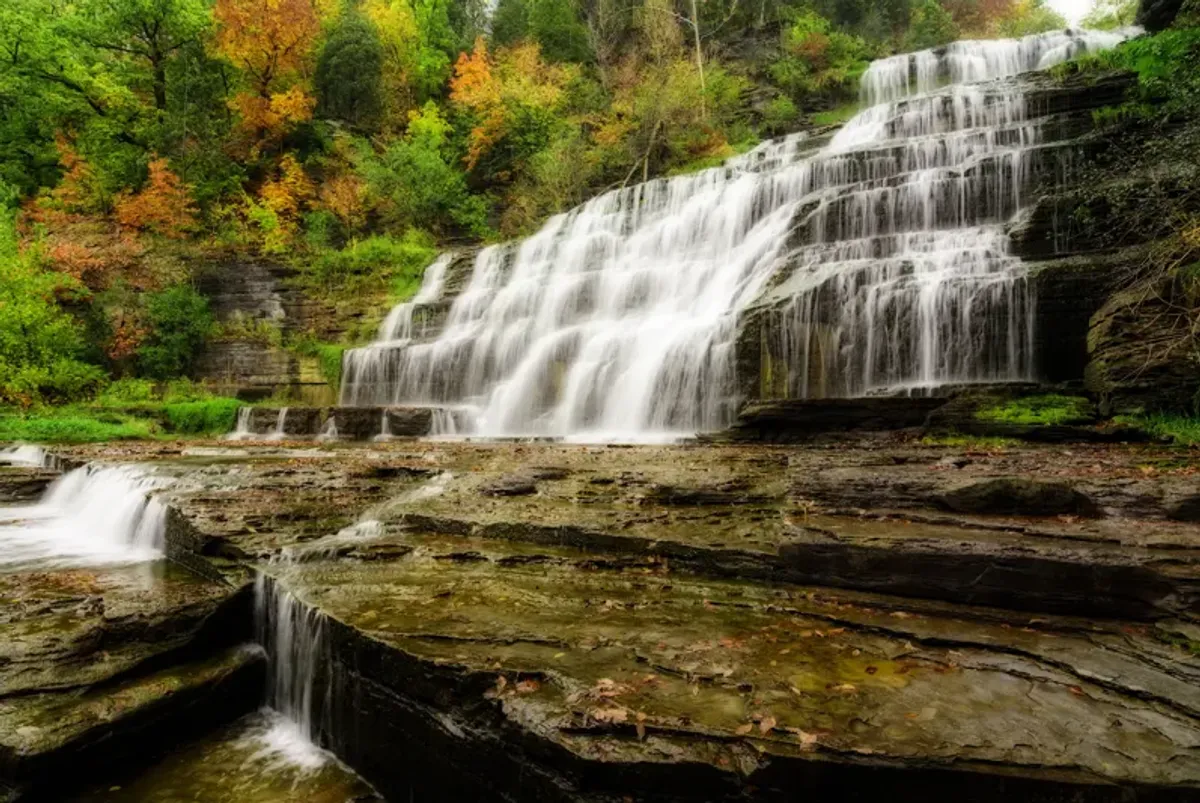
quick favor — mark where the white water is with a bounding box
[341,28,1137,438]
[226,406,255,441]
[0,464,170,570]
[0,444,51,467]
[254,573,329,768]
[267,407,290,441]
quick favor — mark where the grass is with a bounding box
[1121,413,1200,446]
[0,381,246,443]
[975,394,1094,426]
[811,102,861,127]
[0,409,156,443]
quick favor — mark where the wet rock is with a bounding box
[1086,280,1200,415]
[723,398,947,441]
[267,531,1200,802]
[0,646,264,799]
[0,468,57,503]
[1168,495,1200,523]
[480,475,538,496]
[938,478,1101,517]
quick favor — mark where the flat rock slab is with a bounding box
[46,438,1200,798]
[0,562,244,697]
[0,645,264,791]
[268,529,1200,800]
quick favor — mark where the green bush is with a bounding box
[163,397,242,434]
[136,285,216,380]
[0,410,155,443]
[1125,413,1200,446]
[305,230,438,299]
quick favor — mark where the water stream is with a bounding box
[340,27,1136,439]
[0,464,170,571]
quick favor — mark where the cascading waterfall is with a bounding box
[0,464,170,570]
[340,28,1137,437]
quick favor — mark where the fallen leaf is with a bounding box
[759,716,777,734]
[735,723,754,735]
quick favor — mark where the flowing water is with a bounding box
[337,28,1135,439]
[0,464,170,571]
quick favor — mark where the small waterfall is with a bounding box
[226,407,254,441]
[0,464,170,570]
[374,253,453,344]
[316,418,339,442]
[340,28,1137,437]
[267,407,290,441]
[253,571,333,770]
[0,444,52,467]
[374,409,393,442]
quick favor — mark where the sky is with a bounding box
[1047,0,1095,24]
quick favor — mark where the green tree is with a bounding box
[996,0,1065,36]
[0,200,105,403]
[1082,0,1137,28]
[905,0,959,49]
[136,284,215,379]
[360,103,489,235]
[317,9,385,128]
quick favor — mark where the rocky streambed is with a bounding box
[3,437,1200,800]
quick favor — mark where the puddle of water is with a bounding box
[67,710,377,803]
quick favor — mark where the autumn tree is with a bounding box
[213,0,320,145]
[114,157,198,238]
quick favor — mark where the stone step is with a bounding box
[0,561,259,798]
[265,528,1200,801]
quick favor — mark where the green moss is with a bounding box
[920,434,1019,449]
[975,395,1094,426]
[811,102,860,127]
[292,339,347,389]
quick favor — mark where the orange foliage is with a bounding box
[450,39,571,172]
[230,87,316,145]
[450,38,504,170]
[106,315,148,362]
[114,157,197,239]
[319,174,367,231]
[213,0,320,95]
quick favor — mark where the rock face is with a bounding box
[1086,280,1200,415]
[29,437,1200,801]
[0,559,262,799]
[193,259,335,404]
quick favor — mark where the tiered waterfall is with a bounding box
[340,28,1137,438]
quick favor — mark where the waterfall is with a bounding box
[253,572,333,770]
[267,407,290,441]
[0,444,61,469]
[0,464,170,570]
[226,406,254,441]
[340,28,1137,438]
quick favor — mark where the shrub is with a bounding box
[305,230,438,298]
[136,285,216,379]
[163,398,242,434]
